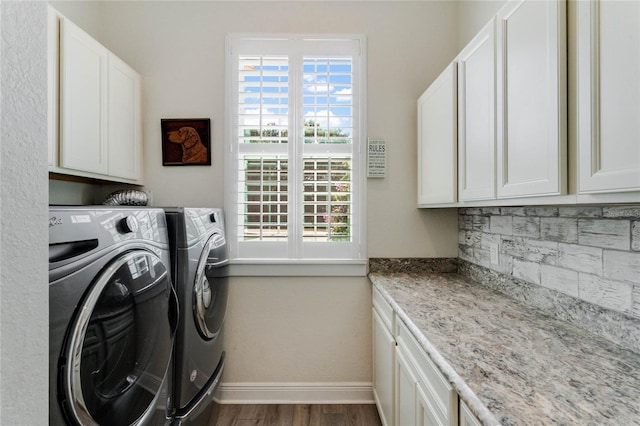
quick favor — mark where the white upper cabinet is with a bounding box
[48,6,60,169]
[53,11,142,184]
[60,18,109,176]
[457,19,496,201]
[496,0,567,198]
[417,62,458,206]
[577,0,640,194]
[108,54,142,181]
[417,0,638,207]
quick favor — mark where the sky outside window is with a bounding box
[236,54,354,242]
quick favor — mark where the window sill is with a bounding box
[227,259,368,277]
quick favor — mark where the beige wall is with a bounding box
[91,0,460,259]
[224,277,373,383]
[50,0,103,39]
[457,0,507,49]
[49,0,462,395]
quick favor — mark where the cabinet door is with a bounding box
[108,54,141,180]
[60,19,108,175]
[418,62,458,206]
[577,0,640,193]
[416,382,445,426]
[496,0,567,198]
[395,346,417,426]
[373,309,395,426]
[458,19,496,201]
[459,400,482,426]
[48,6,60,169]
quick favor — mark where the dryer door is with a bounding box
[193,232,229,340]
[63,250,176,426]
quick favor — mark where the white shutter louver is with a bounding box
[227,36,365,262]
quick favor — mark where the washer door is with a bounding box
[193,232,228,340]
[63,250,176,426]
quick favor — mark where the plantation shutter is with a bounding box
[226,36,365,261]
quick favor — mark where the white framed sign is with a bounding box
[367,137,386,178]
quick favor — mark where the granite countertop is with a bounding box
[369,272,640,426]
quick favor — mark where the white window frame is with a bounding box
[224,34,367,276]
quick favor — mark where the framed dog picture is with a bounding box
[161,118,211,166]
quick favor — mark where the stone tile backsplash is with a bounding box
[459,205,640,319]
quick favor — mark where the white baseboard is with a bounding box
[216,382,374,404]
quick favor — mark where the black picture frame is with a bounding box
[161,118,211,166]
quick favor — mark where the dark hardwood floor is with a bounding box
[214,404,382,426]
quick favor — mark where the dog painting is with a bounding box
[162,119,211,166]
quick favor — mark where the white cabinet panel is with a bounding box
[51,10,142,184]
[373,285,394,330]
[108,54,141,180]
[459,400,482,426]
[48,6,60,169]
[418,62,458,206]
[373,308,395,426]
[496,0,567,198]
[417,382,445,426]
[577,0,640,193]
[396,318,457,426]
[395,345,417,426]
[458,19,496,201]
[373,289,460,426]
[60,18,108,175]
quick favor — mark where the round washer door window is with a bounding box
[193,233,229,340]
[64,250,175,426]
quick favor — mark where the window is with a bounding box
[225,35,366,268]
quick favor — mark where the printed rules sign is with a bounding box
[367,137,386,178]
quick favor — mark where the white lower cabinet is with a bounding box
[395,345,418,426]
[396,344,449,426]
[417,382,444,426]
[459,401,482,426]
[373,287,464,426]
[373,308,395,426]
[395,318,457,426]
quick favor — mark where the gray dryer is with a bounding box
[164,208,229,425]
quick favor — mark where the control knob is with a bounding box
[119,216,139,234]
